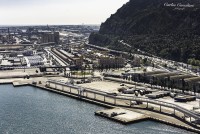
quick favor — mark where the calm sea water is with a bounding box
[0,85,194,134]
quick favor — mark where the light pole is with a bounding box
[199,98,200,108]
[150,78,153,89]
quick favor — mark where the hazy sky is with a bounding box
[0,0,129,25]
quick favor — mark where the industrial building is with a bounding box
[41,32,60,44]
[98,57,125,69]
[24,55,44,67]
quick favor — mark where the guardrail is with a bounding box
[47,79,200,122]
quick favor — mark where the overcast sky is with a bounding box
[0,0,129,25]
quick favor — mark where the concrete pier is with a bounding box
[95,108,148,124]
[12,81,29,87]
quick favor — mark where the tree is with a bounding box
[181,79,186,93]
[142,58,148,65]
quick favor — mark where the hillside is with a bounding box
[89,0,200,64]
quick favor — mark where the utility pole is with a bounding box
[199,98,200,108]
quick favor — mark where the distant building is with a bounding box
[13,58,22,66]
[24,55,44,67]
[131,57,141,67]
[22,50,36,56]
[41,32,60,44]
[98,57,125,68]
[74,58,83,68]
[0,28,7,33]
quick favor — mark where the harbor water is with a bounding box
[0,85,194,134]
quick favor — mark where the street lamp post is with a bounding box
[150,78,153,89]
[199,98,200,108]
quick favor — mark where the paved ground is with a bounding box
[80,81,147,93]
[0,68,41,78]
[158,97,200,110]
[95,108,147,123]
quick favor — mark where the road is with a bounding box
[86,43,198,76]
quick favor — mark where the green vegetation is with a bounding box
[187,58,200,66]
[89,0,200,63]
[142,58,148,65]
